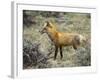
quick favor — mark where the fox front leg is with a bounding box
[60,46,63,59]
[54,46,58,60]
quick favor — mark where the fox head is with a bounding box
[40,21,56,34]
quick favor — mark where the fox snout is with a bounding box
[39,26,47,34]
[39,28,46,34]
[39,30,43,34]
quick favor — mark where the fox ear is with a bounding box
[46,21,52,28]
[46,21,50,26]
[46,21,49,24]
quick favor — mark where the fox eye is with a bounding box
[44,27,47,30]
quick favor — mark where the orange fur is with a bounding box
[40,21,86,60]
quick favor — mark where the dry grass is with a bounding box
[23,11,91,69]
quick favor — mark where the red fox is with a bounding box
[40,21,86,60]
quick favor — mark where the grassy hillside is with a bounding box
[23,10,91,69]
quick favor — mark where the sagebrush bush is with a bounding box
[23,39,49,69]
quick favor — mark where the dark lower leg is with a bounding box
[60,46,63,59]
[73,44,77,50]
[54,46,58,60]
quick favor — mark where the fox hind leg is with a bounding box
[73,43,77,50]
